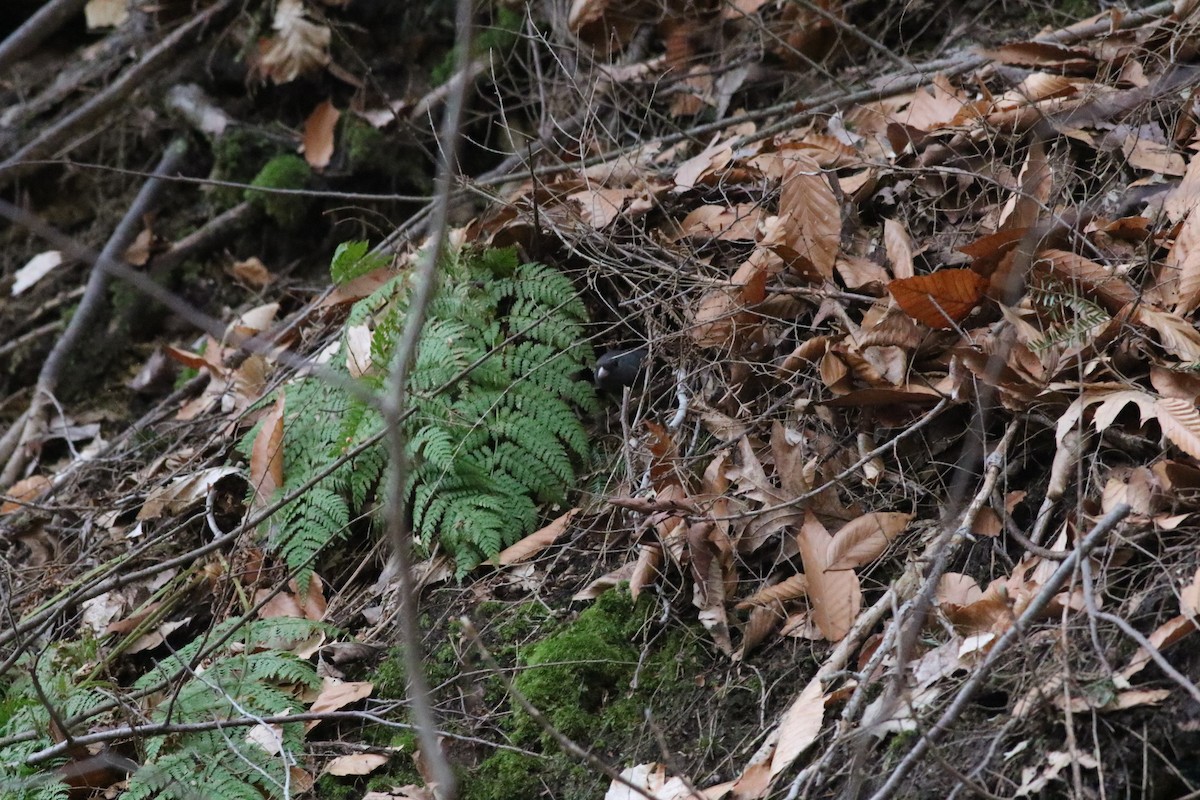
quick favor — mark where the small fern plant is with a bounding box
[122,617,324,800]
[243,244,596,578]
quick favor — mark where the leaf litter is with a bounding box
[5,1,1200,799]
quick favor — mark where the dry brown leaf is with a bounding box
[777,155,841,277]
[675,139,734,190]
[981,41,1094,68]
[248,393,285,510]
[735,574,810,610]
[302,99,340,170]
[888,269,987,328]
[768,674,826,776]
[258,0,331,84]
[1166,151,1200,223]
[825,511,913,570]
[630,543,663,600]
[1033,248,1137,312]
[1,474,52,515]
[676,204,765,241]
[998,138,1050,231]
[137,466,242,521]
[883,218,914,279]
[1137,307,1200,362]
[738,605,784,659]
[230,256,274,288]
[690,522,734,654]
[936,573,983,608]
[572,561,637,601]
[326,753,389,777]
[1181,567,1200,619]
[895,73,966,131]
[1120,614,1198,679]
[1170,211,1200,315]
[309,677,374,717]
[496,509,579,565]
[796,511,860,641]
[1155,396,1200,459]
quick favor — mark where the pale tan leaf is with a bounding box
[778,154,841,276]
[883,219,914,279]
[1155,396,1200,459]
[825,512,913,570]
[496,509,579,565]
[568,187,635,229]
[769,675,826,776]
[249,393,285,509]
[326,753,389,776]
[1170,211,1200,315]
[1181,567,1200,619]
[1091,390,1158,433]
[1122,133,1185,176]
[674,139,734,191]
[629,543,663,600]
[138,466,242,521]
[895,73,966,131]
[796,511,860,641]
[309,677,374,716]
[85,0,128,29]
[1137,307,1200,362]
[1120,614,1198,679]
[676,204,765,241]
[572,561,637,600]
[259,0,332,84]
[1,474,52,515]
[735,574,810,609]
[936,573,983,608]
[1166,152,1200,223]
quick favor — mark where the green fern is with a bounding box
[247,244,597,578]
[123,618,324,800]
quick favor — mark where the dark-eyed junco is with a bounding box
[594,346,647,391]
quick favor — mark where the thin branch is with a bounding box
[866,503,1133,800]
[0,0,88,76]
[376,0,477,797]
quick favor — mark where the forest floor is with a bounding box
[3,0,1200,799]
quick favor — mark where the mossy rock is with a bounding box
[245,154,313,229]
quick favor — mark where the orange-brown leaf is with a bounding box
[888,269,987,328]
